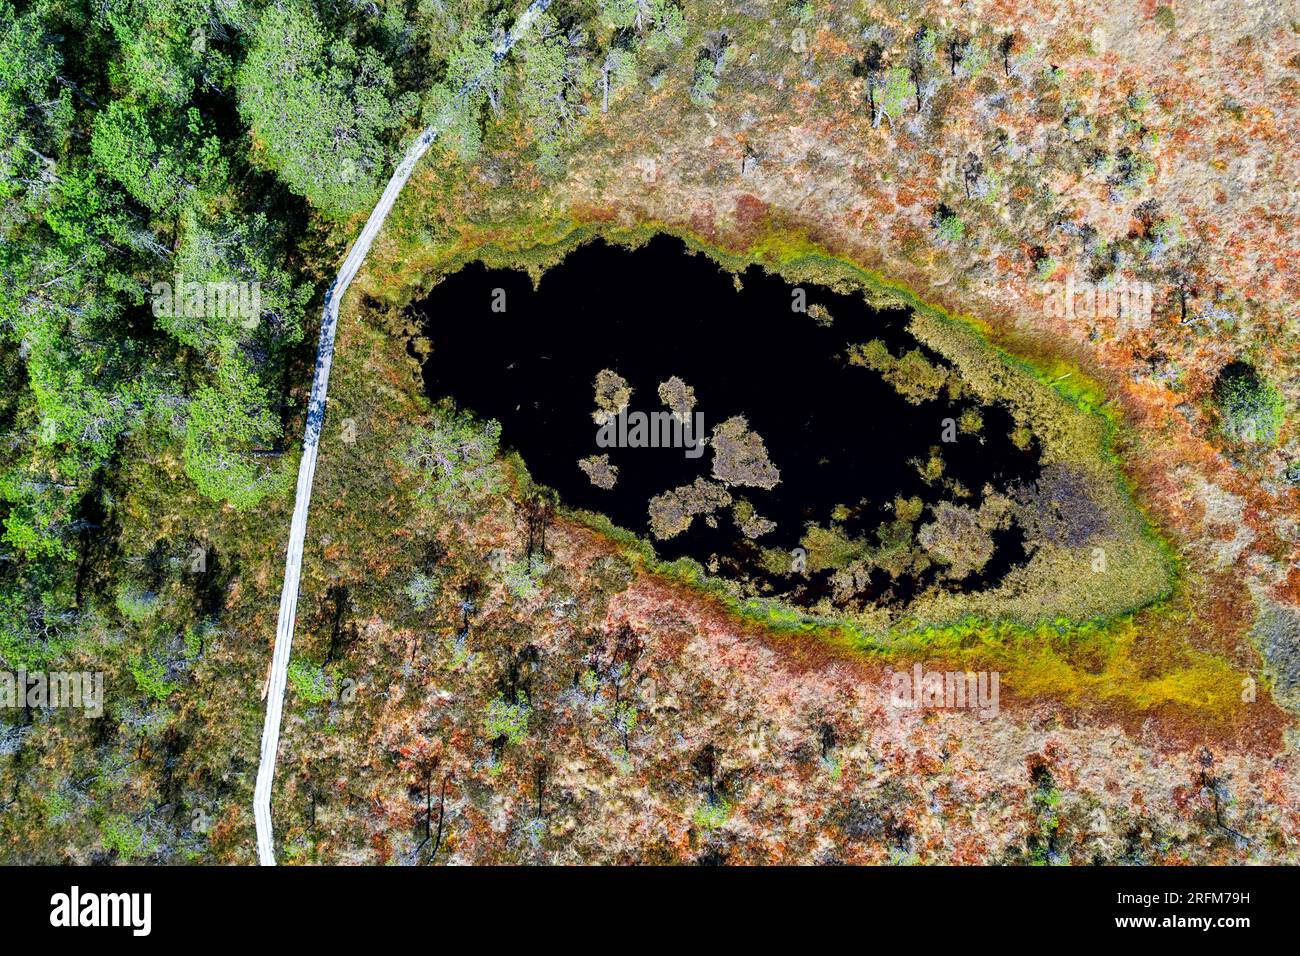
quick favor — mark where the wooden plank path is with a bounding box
[253,0,553,865]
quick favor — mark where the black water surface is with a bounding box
[410,236,1037,605]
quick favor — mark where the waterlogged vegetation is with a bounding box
[410,232,1173,637]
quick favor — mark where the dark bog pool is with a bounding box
[410,236,1038,608]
